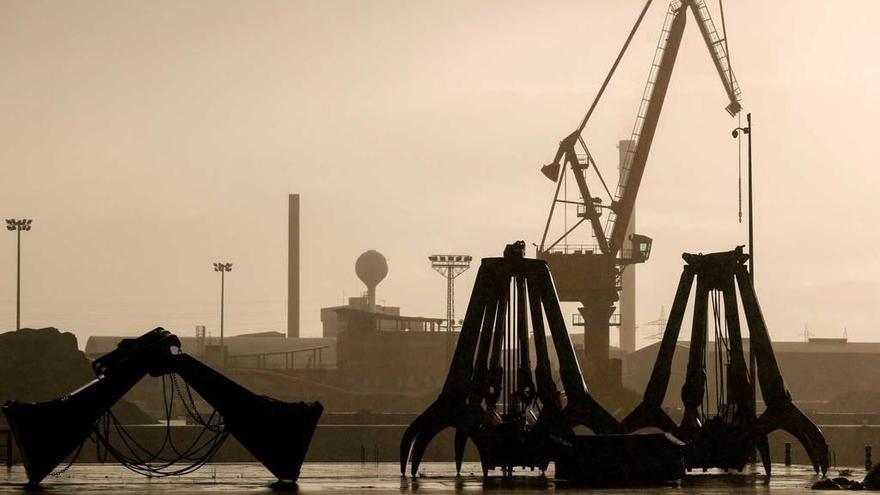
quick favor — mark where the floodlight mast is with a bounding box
[6,219,33,331]
[213,262,233,347]
[428,255,472,333]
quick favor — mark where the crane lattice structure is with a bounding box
[428,255,472,332]
[536,0,742,393]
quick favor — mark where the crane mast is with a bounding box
[536,0,742,395]
[606,0,742,255]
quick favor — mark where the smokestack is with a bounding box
[618,140,636,353]
[288,194,300,338]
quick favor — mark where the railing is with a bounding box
[542,244,603,255]
[692,0,742,109]
[226,346,329,370]
[572,313,621,327]
[614,0,679,202]
[541,244,643,262]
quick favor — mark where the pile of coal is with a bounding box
[811,466,880,491]
[812,476,863,490]
[0,327,152,424]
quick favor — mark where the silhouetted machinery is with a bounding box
[401,242,685,483]
[622,247,829,475]
[537,0,742,392]
[2,328,322,486]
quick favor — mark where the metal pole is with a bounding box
[15,229,20,331]
[220,270,225,347]
[747,112,759,463]
[447,266,454,332]
[747,113,755,389]
[446,267,452,365]
[747,112,754,282]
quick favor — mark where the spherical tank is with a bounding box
[355,250,388,289]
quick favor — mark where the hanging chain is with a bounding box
[737,113,743,223]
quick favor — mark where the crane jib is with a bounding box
[608,0,743,254]
[539,0,742,256]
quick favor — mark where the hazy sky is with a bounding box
[1,0,878,347]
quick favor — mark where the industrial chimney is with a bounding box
[618,140,636,353]
[288,194,300,338]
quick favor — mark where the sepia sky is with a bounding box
[0,0,877,347]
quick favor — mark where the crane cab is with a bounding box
[628,234,653,263]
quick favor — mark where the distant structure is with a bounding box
[6,218,33,331]
[334,308,449,392]
[195,325,206,355]
[618,139,637,353]
[355,250,388,311]
[320,250,452,391]
[428,254,472,332]
[623,335,880,407]
[321,297,400,339]
[212,261,233,344]
[321,250,394,338]
[288,194,300,338]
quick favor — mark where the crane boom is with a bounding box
[534,0,744,394]
[606,0,742,254]
[692,0,742,116]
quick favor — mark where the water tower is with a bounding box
[355,250,388,311]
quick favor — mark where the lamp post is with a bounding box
[733,113,757,461]
[732,113,753,281]
[213,262,233,347]
[6,219,32,331]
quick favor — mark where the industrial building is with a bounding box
[320,296,400,339]
[623,337,880,409]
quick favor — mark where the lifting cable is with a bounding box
[701,316,708,419]
[710,290,732,416]
[712,290,722,413]
[737,113,743,223]
[88,371,229,478]
[571,1,653,211]
[575,0,654,134]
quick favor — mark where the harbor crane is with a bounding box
[537,0,742,393]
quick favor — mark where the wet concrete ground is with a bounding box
[0,462,844,494]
